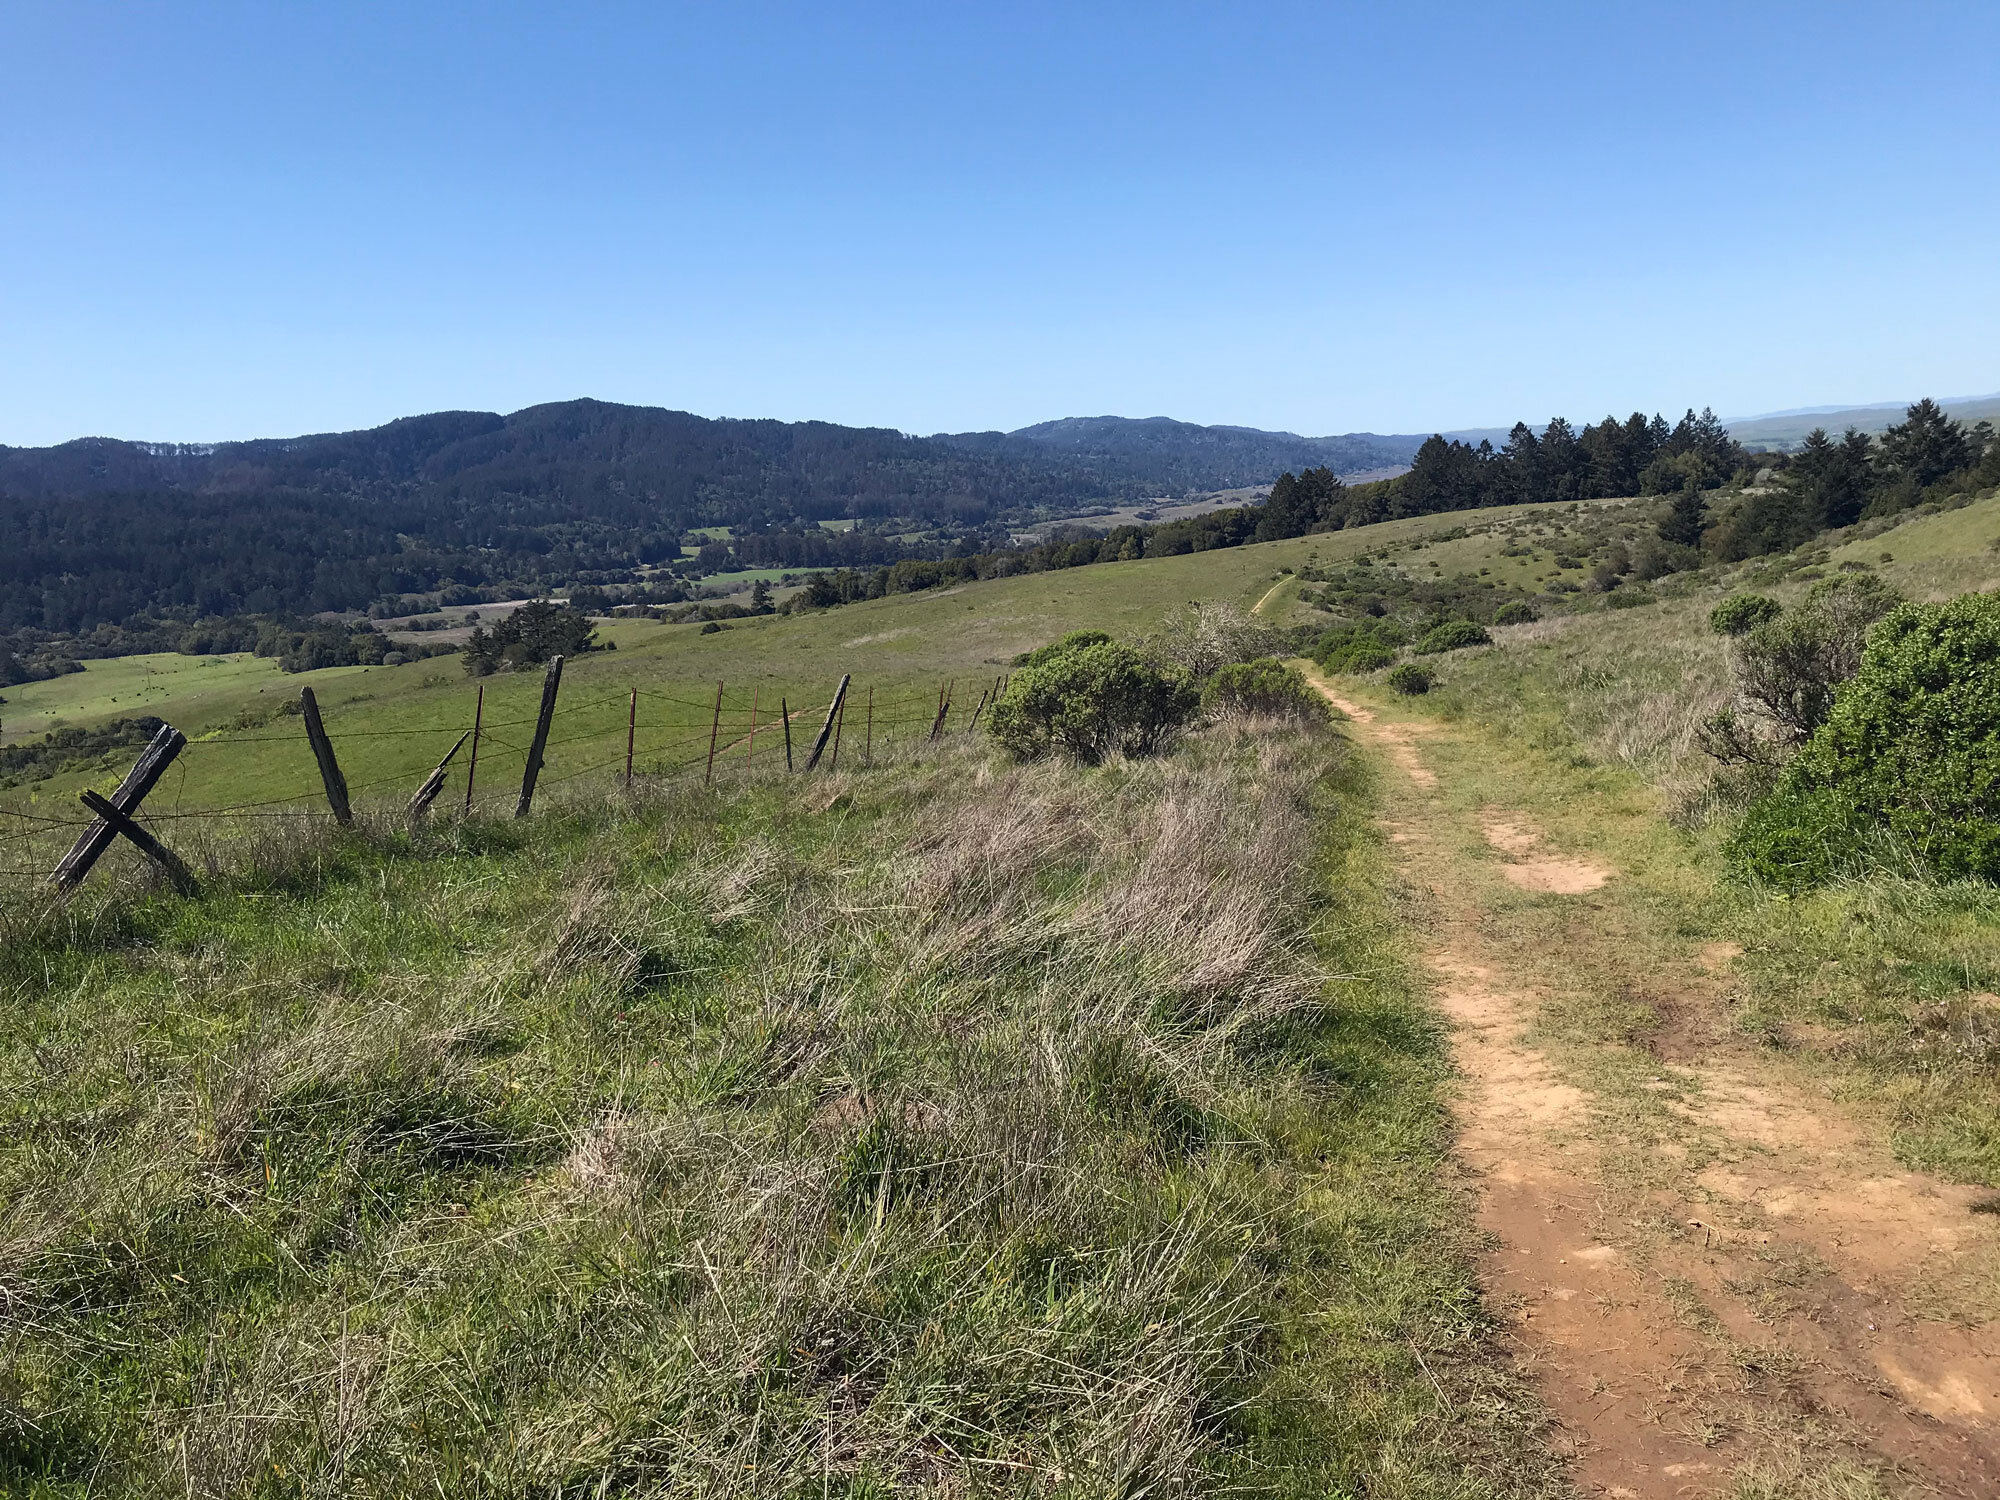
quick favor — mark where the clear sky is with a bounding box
[3,1,1997,446]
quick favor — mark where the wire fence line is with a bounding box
[0,667,1008,896]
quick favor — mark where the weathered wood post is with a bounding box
[78,790,199,896]
[50,722,187,891]
[781,697,794,772]
[515,655,564,819]
[299,687,350,825]
[828,690,847,771]
[927,689,952,742]
[409,729,472,821]
[464,683,483,814]
[967,687,991,732]
[625,687,638,786]
[704,680,724,785]
[804,675,850,772]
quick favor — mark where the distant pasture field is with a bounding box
[0,495,1643,858]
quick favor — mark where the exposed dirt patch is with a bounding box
[1311,680,1439,788]
[1480,809,1614,893]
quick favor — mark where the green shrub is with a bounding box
[1605,587,1655,610]
[1493,601,1538,626]
[1725,575,1903,748]
[1328,640,1396,673]
[989,636,1199,763]
[1013,629,1113,670]
[1727,591,2000,888]
[1385,664,1433,695]
[1412,620,1491,655]
[1710,594,1782,636]
[1201,659,1330,725]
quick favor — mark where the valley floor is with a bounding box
[1304,665,2000,1499]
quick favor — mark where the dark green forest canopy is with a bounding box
[0,402,1427,633]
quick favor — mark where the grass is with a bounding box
[0,504,1562,843]
[0,719,1559,1497]
[0,652,356,747]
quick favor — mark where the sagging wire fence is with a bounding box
[0,660,1011,899]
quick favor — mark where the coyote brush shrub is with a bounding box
[1385,663,1433,695]
[1729,590,2000,888]
[1493,601,1538,626]
[1412,619,1491,655]
[989,635,1198,763]
[1711,593,1782,637]
[1201,658,1330,725]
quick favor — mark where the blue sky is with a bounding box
[2,1,1996,445]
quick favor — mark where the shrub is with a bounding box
[1139,603,1284,680]
[1711,594,1782,636]
[1014,629,1112,670]
[1493,601,1538,626]
[1201,659,1330,726]
[988,636,1199,763]
[1385,664,1433,695]
[1728,591,2000,888]
[1328,640,1396,673]
[1605,587,1655,610]
[1412,620,1491,655]
[1724,575,1902,748]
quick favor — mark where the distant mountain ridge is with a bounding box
[0,399,1428,631]
[1723,394,2000,448]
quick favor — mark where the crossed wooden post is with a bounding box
[50,722,195,894]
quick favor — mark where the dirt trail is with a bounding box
[1309,671,2000,1499]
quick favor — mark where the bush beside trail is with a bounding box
[989,635,1198,763]
[1201,659,1330,726]
[1729,590,2000,888]
[1412,620,1492,656]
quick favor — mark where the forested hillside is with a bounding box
[0,403,1425,633]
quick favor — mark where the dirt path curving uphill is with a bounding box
[1305,667,2000,1499]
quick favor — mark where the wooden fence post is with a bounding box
[409,729,472,821]
[625,688,638,786]
[804,675,850,772]
[829,690,847,771]
[515,655,565,819]
[299,687,350,825]
[464,683,483,814]
[781,698,794,772]
[78,790,199,896]
[50,723,187,891]
[704,681,724,785]
[927,689,952,742]
[967,687,990,732]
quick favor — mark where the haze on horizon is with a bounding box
[2,1,1997,449]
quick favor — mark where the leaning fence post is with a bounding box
[804,675,850,772]
[409,729,472,821]
[927,689,952,742]
[300,687,351,825]
[515,655,564,818]
[967,687,991,732]
[78,790,199,896]
[781,697,794,772]
[704,680,724,786]
[464,683,483,813]
[50,723,187,891]
[829,689,847,771]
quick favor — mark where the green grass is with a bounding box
[0,652,361,747]
[0,722,1557,1497]
[0,510,1532,846]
